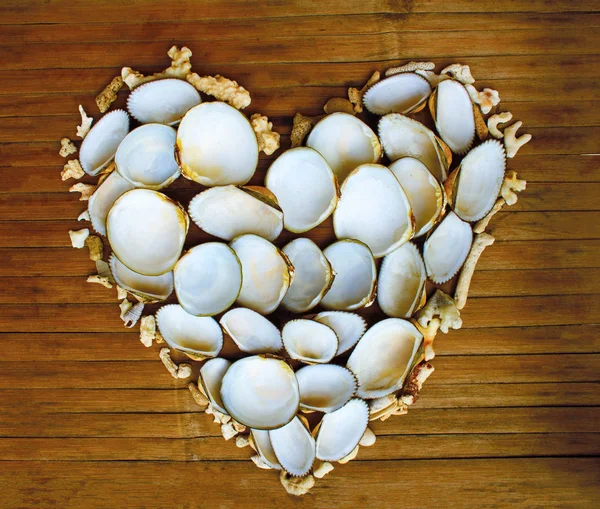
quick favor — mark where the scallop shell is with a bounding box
[313,311,367,356]
[269,416,316,477]
[282,319,339,364]
[109,254,173,303]
[363,73,432,115]
[296,364,357,413]
[220,307,283,354]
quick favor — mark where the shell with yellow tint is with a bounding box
[363,72,432,115]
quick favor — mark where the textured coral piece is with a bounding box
[487,112,513,139]
[86,275,113,289]
[415,289,462,334]
[501,171,527,205]
[59,137,77,157]
[455,233,495,310]
[96,76,123,113]
[206,403,231,424]
[116,285,128,300]
[61,160,84,181]
[415,69,450,87]
[385,61,435,76]
[221,422,239,440]
[77,210,91,222]
[465,84,500,115]
[177,363,193,379]
[359,428,376,447]
[69,182,96,201]
[186,73,251,109]
[347,70,380,113]
[503,121,532,158]
[188,382,209,410]
[250,113,280,155]
[441,63,475,84]
[400,362,435,406]
[313,460,334,479]
[235,435,250,448]
[290,113,324,148]
[68,228,89,248]
[121,46,192,90]
[415,317,440,361]
[280,472,315,496]
[76,105,93,139]
[139,316,156,348]
[159,347,180,378]
[473,198,505,234]
[84,235,103,261]
[323,97,356,115]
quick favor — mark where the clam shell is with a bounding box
[188,185,283,242]
[220,355,300,430]
[430,79,476,155]
[363,73,432,115]
[445,139,506,222]
[315,398,369,461]
[269,416,316,476]
[377,242,427,319]
[115,124,180,190]
[314,311,367,356]
[320,240,376,311]
[88,171,135,236]
[282,319,339,364]
[265,147,338,233]
[199,357,231,414]
[347,318,423,399]
[378,113,451,182]
[251,429,282,470]
[79,109,130,176]
[296,364,357,413]
[306,113,382,183]
[281,238,334,313]
[423,211,473,284]
[155,304,224,358]
[109,254,173,303]
[107,189,188,276]
[176,102,258,186]
[230,234,294,315]
[220,307,283,354]
[174,243,242,317]
[333,163,414,258]
[127,78,201,125]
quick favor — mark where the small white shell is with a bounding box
[282,319,339,364]
[199,357,231,414]
[127,78,201,125]
[363,73,432,115]
[251,429,282,470]
[79,109,130,176]
[109,254,173,303]
[314,311,367,356]
[296,364,357,413]
[156,304,224,358]
[269,416,316,477]
[88,171,135,236]
[220,307,283,354]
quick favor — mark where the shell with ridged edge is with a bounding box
[296,364,357,413]
[269,416,316,477]
[313,311,367,356]
[363,72,432,116]
[282,319,339,364]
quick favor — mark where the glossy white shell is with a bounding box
[296,364,356,413]
[220,307,283,354]
[269,416,316,476]
[199,357,231,414]
[109,254,173,303]
[432,80,475,155]
[88,171,135,236]
[251,429,282,470]
[363,73,432,115]
[282,319,338,364]
[314,311,367,356]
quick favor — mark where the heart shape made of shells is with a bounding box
[63,47,530,496]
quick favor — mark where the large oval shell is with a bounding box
[423,211,473,284]
[109,254,174,303]
[389,157,445,238]
[333,163,413,258]
[88,171,136,236]
[315,398,369,461]
[430,79,476,155]
[282,319,338,364]
[320,240,376,311]
[281,238,334,313]
[230,234,294,315]
[176,102,258,186]
[377,242,427,318]
[445,139,506,222]
[347,318,423,399]
[127,78,201,125]
[265,147,338,233]
[188,185,283,242]
[107,189,188,276]
[296,364,356,413]
[115,124,180,190]
[314,311,367,356]
[306,113,381,183]
[79,109,130,176]
[378,113,451,182]
[269,416,316,476]
[363,73,432,115]
[220,307,283,354]
[155,304,223,358]
[220,356,300,430]
[174,243,242,317]
[199,357,231,414]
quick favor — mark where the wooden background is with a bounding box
[0,1,599,507]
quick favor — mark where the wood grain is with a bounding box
[0,1,598,507]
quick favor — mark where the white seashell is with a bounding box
[198,357,231,414]
[296,364,356,413]
[265,147,339,233]
[281,238,334,313]
[127,78,201,125]
[155,304,223,358]
[220,355,300,430]
[220,307,283,354]
[282,319,338,364]
[188,185,283,242]
[107,189,188,276]
[423,211,473,284]
[306,113,381,183]
[251,429,282,470]
[230,234,294,315]
[333,163,413,258]
[313,311,367,356]
[88,171,136,236]
[315,398,369,461]
[377,242,427,319]
[378,113,451,182]
[388,157,445,238]
[269,416,316,477]
[176,102,258,186]
[174,243,242,316]
[363,73,431,115]
[79,109,130,176]
[320,240,376,311]
[115,124,180,190]
[347,319,423,399]
[430,80,476,155]
[109,254,173,303]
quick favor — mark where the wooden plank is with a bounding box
[1,433,597,462]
